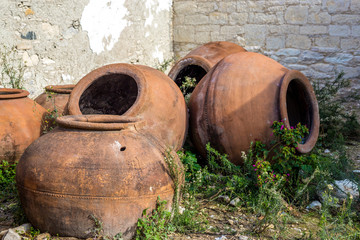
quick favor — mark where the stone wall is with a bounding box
[173,0,360,86]
[0,0,173,97]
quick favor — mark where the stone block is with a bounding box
[184,14,209,25]
[281,57,299,64]
[174,26,195,43]
[196,25,220,32]
[195,31,211,44]
[322,0,350,13]
[329,25,350,37]
[266,36,285,50]
[244,25,267,46]
[286,35,311,49]
[287,64,308,71]
[268,25,299,34]
[285,6,308,24]
[174,2,198,14]
[218,2,237,12]
[249,13,278,24]
[220,26,243,36]
[311,46,339,52]
[312,63,335,72]
[325,53,353,64]
[341,38,360,50]
[197,2,218,13]
[275,48,301,56]
[331,14,360,24]
[299,50,324,63]
[16,40,33,50]
[336,66,360,78]
[236,1,248,12]
[314,36,340,47]
[241,1,266,12]
[209,12,228,24]
[352,26,360,36]
[351,0,360,11]
[300,26,327,35]
[229,12,248,25]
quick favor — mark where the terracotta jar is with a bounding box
[189,52,320,165]
[35,84,75,115]
[168,41,246,92]
[16,115,182,239]
[0,88,47,163]
[67,64,187,151]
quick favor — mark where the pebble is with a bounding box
[306,200,322,210]
[230,198,240,207]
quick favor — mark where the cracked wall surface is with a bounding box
[0,0,173,97]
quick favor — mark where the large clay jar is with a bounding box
[168,41,246,91]
[16,115,182,239]
[35,84,75,115]
[189,52,320,165]
[67,64,187,151]
[0,88,47,163]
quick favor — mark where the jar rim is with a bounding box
[0,88,29,99]
[45,84,75,94]
[56,115,145,131]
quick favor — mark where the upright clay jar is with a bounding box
[0,88,47,163]
[35,84,75,115]
[189,52,320,165]
[16,115,182,240]
[67,64,187,151]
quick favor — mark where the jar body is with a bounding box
[16,117,179,239]
[0,88,46,163]
[35,85,74,116]
[189,52,320,165]
[67,64,187,150]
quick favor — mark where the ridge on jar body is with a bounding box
[16,115,183,240]
[35,84,75,116]
[0,88,47,163]
[67,64,187,151]
[189,52,320,165]
[168,41,246,92]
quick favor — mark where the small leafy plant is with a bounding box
[0,45,26,89]
[180,76,197,103]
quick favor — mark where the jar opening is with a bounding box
[79,74,138,115]
[175,65,207,95]
[286,79,313,140]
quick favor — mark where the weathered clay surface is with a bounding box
[34,85,74,115]
[0,88,47,163]
[16,115,182,240]
[169,41,246,90]
[189,52,320,165]
[67,64,188,151]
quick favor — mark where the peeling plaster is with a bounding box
[144,0,172,27]
[81,0,130,54]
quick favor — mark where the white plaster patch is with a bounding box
[152,45,164,63]
[144,0,172,27]
[81,0,130,54]
[61,74,74,82]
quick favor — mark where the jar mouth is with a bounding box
[279,70,320,153]
[68,64,147,116]
[0,88,29,99]
[168,56,211,93]
[56,115,145,131]
[45,85,75,94]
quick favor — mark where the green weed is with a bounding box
[0,45,25,89]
